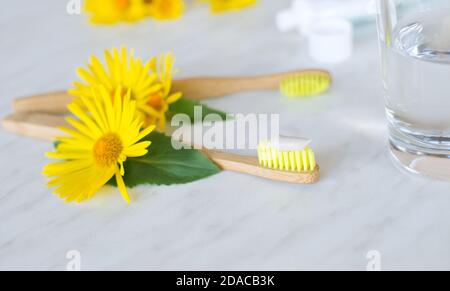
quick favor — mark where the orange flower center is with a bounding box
[148,91,165,111]
[114,0,130,11]
[93,133,123,167]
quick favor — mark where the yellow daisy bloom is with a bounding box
[43,86,155,204]
[147,0,184,20]
[207,0,257,13]
[84,0,148,24]
[144,53,183,129]
[70,47,181,131]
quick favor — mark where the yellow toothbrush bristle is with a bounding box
[280,71,331,97]
[257,143,316,172]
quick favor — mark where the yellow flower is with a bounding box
[43,86,155,203]
[147,0,184,20]
[84,0,148,24]
[207,0,257,13]
[69,47,181,130]
[144,53,182,129]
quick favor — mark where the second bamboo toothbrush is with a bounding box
[2,112,320,184]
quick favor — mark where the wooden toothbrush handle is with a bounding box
[2,112,320,184]
[12,69,330,113]
[12,78,259,114]
[2,112,67,141]
[171,76,278,100]
[201,149,320,184]
[13,91,74,114]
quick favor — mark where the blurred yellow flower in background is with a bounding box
[70,47,181,131]
[84,0,257,24]
[207,0,257,13]
[85,0,148,24]
[44,86,155,204]
[147,0,184,20]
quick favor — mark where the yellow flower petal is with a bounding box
[115,167,131,204]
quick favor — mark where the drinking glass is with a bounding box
[376,0,450,179]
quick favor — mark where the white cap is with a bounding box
[275,9,299,32]
[308,18,353,64]
[291,0,314,36]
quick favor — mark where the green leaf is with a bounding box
[109,131,221,187]
[167,97,227,121]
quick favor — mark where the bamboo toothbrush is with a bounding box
[12,69,331,114]
[2,112,320,184]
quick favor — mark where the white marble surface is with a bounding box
[1,0,450,271]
